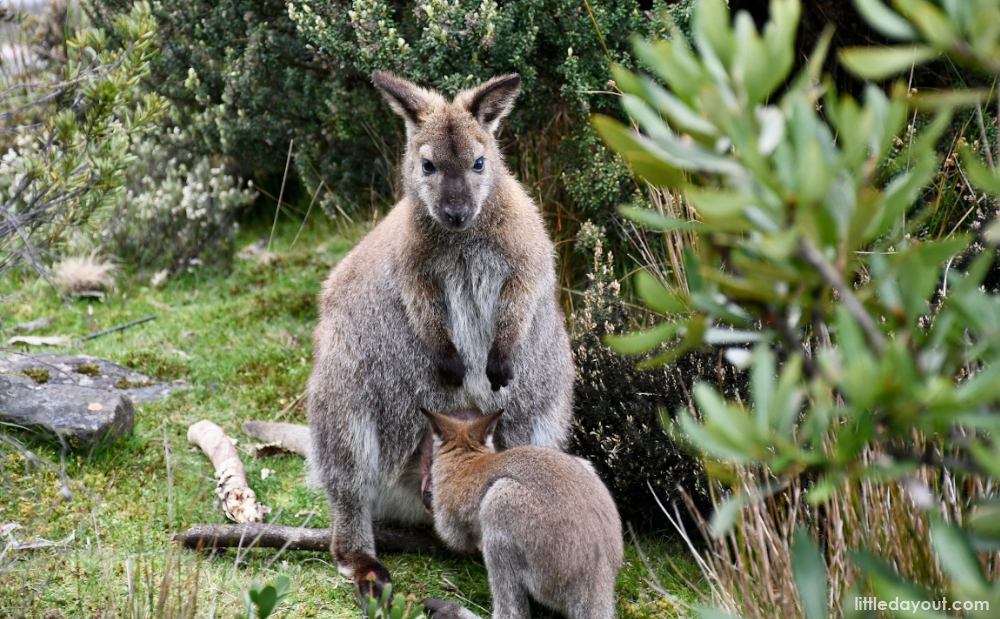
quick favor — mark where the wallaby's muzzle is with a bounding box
[440,204,472,230]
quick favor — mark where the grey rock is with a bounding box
[0,353,188,402]
[0,354,188,451]
[0,374,134,451]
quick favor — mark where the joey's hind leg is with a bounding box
[483,538,531,619]
[422,598,482,619]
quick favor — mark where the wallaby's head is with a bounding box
[372,71,521,231]
[422,408,503,455]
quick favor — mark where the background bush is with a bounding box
[568,223,748,520]
[70,127,257,275]
[85,0,697,280]
[0,1,166,279]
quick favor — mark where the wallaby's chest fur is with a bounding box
[434,242,511,388]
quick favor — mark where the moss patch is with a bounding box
[113,377,150,389]
[76,363,102,377]
[18,368,51,383]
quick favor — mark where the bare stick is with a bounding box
[187,420,269,523]
[173,523,450,555]
[267,140,295,254]
[290,185,323,250]
[798,238,887,354]
[242,421,311,458]
[80,315,156,341]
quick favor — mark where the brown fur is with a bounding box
[423,411,623,619]
[307,72,574,601]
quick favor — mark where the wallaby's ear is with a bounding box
[457,74,521,134]
[471,410,503,449]
[372,71,435,132]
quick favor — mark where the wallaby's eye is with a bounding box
[422,159,436,175]
[472,157,485,172]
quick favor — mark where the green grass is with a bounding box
[0,218,702,618]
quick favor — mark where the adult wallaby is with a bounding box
[307,72,575,597]
[420,409,623,619]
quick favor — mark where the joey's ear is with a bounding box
[471,410,503,448]
[457,74,521,134]
[372,71,436,131]
[421,408,451,439]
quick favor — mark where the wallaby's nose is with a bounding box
[442,206,469,229]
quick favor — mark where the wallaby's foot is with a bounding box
[435,342,466,387]
[486,343,513,391]
[341,553,392,607]
[422,598,480,619]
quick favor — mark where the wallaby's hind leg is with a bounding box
[566,593,615,619]
[325,485,393,600]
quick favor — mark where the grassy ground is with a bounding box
[0,218,702,618]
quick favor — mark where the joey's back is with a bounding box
[424,411,622,619]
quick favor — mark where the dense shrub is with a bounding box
[568,223,748,520]
[86,0,338,191]
[86,0,695,233]
[70,128,257,274]
[0,2,166,279]
[600,0,1000,615]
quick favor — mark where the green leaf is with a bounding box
[853,0,918,40]
[930,517,988,590]
[640,75,719,137]
[751,344,776,437]
[635,270,689,314]
[251,585,278,619]
[592,114,685,187]
[806,476,839,504]
[604,321,681,354]
[909,89,990,110]
[894,0,957,46]
[619,204,702,233]
[709,492,747,537]
[961,145,1000,195]
[693,0,734,67]
[967,499,1000,539]
[839,45,937,79]
[684,188,757,231]
[273,575,291,599]
[791,529,828,619]
[695,609,745,619]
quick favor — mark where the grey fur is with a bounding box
[306,72,574,583]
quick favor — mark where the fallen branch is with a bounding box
[242,420,311,458]
[173,523,450,555]
[80,314,157,341]
[187,420,269,523]
[12,316,55,333]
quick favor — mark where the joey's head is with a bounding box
[372,71,521,231]
[421,408,502,456]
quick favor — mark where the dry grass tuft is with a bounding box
[53,254,117,294]
[662,445,1000,619]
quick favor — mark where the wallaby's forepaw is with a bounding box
[422,598,476,619]
[436,342,466,387]
[486,345,513,391]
